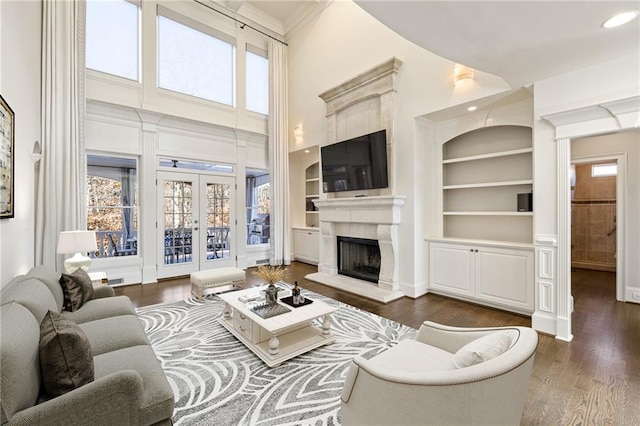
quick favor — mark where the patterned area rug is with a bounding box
[136,290,416,425]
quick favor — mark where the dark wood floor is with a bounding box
[116,262,640,425]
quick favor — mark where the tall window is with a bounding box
[157,13,235,105]
[87,155,138,258]
[86,0,140,81]
[246,49,268,115]
[246,169,270,245]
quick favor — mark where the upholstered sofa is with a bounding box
[0,265,174,426]
[341,321,538,425]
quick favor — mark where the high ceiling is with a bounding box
[355,1,640,87]
[233,0,640,87]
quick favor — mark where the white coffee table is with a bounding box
[217,286,338,367]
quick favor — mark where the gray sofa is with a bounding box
[0,266,174,426]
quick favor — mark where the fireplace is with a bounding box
[337,236,381,284]
[307,195,406,303]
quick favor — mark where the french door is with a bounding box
[157,171,236,279]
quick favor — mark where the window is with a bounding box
[157,14,235,105]
[158,158,234,174]
[246,49,268,115]
[592,163,617,177]
[246,169,270,245]
[87,155,138,258]
[86,0,140,81]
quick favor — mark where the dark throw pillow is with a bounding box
[59,269,94,311]
[39,310,94,397]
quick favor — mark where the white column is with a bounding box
[555,137,573,342]
[138,112,162,284]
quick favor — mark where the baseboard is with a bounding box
[531,312,557,337]
[626,287,640,304]
[400,280,428,299]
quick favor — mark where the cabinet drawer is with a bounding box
[235,310,252,328]
[234,316,253,340]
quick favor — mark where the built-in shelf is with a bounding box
[441,125,533,245]
[443,179,533,190]
[443,211,533,216]
[442,147,533,164]
[305,163,320,227]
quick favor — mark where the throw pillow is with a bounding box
[59,269,94,311]
[39,310,94,397]
[453,329,518,369]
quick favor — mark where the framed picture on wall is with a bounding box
[0,94,15,219]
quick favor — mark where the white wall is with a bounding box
[287,0,510,295]
[0,1,41,285]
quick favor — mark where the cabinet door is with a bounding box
[475,247,534,311]
[429,243,474,297]
[293,229,319,265]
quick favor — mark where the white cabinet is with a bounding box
[429,241,534,314]
[293,227,319,265]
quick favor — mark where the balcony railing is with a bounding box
[91,230,137,258]
[90,227,231,262]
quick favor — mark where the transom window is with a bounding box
[158,158,234,174]
[157,13,236,106]
[592,163,617,177]
[86,0,140,81]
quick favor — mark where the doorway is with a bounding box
[570,153,625,302]
[570,160,617,270]
[157,171,236,279]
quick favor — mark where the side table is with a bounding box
[88,271,108,285]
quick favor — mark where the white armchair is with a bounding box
[340,321,538,425]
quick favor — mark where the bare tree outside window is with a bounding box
[87,155,138,257]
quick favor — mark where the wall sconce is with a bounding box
[294,124,304,143]
[30,140,42,163]
[454,63,475,85]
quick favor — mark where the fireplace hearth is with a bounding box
[337,236,381,284]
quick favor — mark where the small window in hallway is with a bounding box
[592,163,617,177]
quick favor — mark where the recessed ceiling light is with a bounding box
[467,106,477,112]
[304,150,310,153]
[602,10,639,29]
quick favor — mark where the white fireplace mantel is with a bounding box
[313,195,405,225]
[306,195,406,303]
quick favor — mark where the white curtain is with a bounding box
[268,40,291,266]
[35,0,86,270]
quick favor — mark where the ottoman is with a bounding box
[190,267,246,299]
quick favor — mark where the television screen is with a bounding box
[321,129,388,193]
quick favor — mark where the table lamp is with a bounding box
[57,230,98,274]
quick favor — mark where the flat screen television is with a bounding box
[321,129,388,193]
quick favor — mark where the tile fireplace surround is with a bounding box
[305,195,406,303]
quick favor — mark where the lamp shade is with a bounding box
[57,230,98,254]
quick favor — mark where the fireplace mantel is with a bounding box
[306,195,406,303]
[313,195,406,225]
